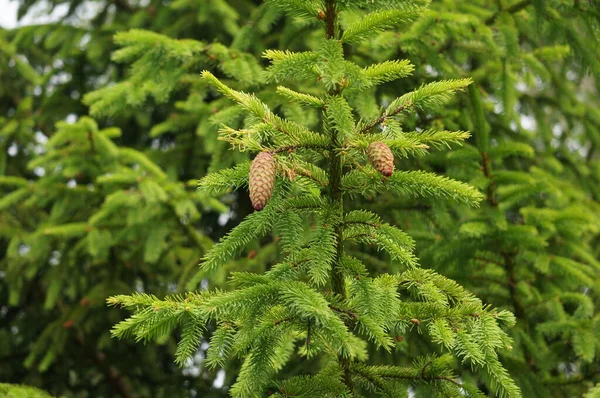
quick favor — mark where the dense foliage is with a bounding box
[1,0,600,397]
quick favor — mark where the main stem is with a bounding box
[324,0,353,391]
[330,139,345,297]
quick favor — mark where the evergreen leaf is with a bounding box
[342,7,423,43]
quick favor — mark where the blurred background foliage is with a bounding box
[1,0,600,397]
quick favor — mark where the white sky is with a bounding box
[0,0,73,29]
[0,0,19,28]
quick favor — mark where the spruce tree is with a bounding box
[343,1,600,396]
[4,0,600,397]
[0,1,272,396]
[109,1,521,396]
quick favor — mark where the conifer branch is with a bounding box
[342,7,422,44]
[12,0,600,395]
[351,364,464,389]
[359,79,471,135]
[485,0,532,25]
[357,104,408,134]
[329,304,359,320]
[276,86,324,107]
[101,2,525,395]
[271,144,327,154]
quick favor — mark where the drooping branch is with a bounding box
[351,365,464,390]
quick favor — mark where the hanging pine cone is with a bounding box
[367,142,394,177]
[249,151,276,211]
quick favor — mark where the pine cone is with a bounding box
[249,151,276,210]
[367,142,394,177]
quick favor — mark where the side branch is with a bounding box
[272,144,327,154]
[329,304,359,319]
[358,105,407,134]
[351,366,463,389]
[485,0,532,25]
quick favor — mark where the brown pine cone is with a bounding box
[367,142,394,177]
[249,151,276,210]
